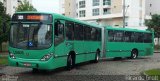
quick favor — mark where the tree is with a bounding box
[16,0,37,12]
[0,1,11,51]
[145,14,160,45]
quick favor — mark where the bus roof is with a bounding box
[105,26,153,33]
[14,12,102,29]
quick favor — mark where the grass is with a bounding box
[144,69,160,80]
[0,56,8,66]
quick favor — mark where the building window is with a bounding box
[79,10,85,17]
[93,0,99,6]
[103,8,111,15]
[93,8,99,16]
[103,0,111,5]
[17,0,21,2]
[150,12,152,15]
[79,1,85,8]
[150,4,152,7]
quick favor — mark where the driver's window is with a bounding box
[54,20,64,46]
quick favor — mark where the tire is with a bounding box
[67,54,75,70]
[130,50,138,59]
[32,68,39,73]
[94,51,100,63]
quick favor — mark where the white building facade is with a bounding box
[59,0,65,15]
[76,0,160,28]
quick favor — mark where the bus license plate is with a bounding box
[24,63,31,67]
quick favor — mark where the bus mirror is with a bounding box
[2,22,6,33]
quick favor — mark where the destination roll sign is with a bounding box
[12,13,53,23]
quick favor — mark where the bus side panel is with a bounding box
[74,41,86,63]
[85,41,101,61]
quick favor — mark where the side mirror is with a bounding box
[2,22,6,33]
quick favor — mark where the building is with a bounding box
[76,0,145,27]
[145,0,160,19]
[1,0,32,16]
[60,0,160,28]
[59,0,65,15]
[59,0,77,18]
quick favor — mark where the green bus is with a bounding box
[7,12,154,71]
[102,27,154,59]
[8,12,102,70]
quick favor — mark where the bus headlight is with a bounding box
[40,54,52,61]
[9,53,16,59]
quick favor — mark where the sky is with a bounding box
[32,0,60,13]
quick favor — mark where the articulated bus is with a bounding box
[8,12,102,70]
[102,27,154,59]
[7,12,154,71]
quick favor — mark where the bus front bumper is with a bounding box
[8,57,56,70]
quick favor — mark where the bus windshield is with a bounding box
[10,23,52,50]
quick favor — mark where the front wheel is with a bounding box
[130,50,138,59]
[67,54,75,70]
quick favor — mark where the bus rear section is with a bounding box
[104,27,154,59]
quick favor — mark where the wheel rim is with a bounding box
[132,51,137,58]
[96,53,99,61]
[69,55,72,66]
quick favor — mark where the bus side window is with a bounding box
[75,24,83,40]
[66,22,74,40]
[54,20,64,46]
[114,30,124,42]
[108,30,114,42]
[91,28,96,41]
[84,26,91,41]
[144,33,152,43]
[97,28,101,41]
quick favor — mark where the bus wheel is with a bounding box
[67,54,74,70]
[94,50,100,63]
[131,50,138,59]
[32,68,39,73]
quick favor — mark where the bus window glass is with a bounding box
[84,26,91,40]
[54,20,64,46]
[10,23,52,49]
[135,32,143,43]
[75,24,83,40]
[108,30,114,42]
[66,22,74,40]
[124,31,134,42]
[97,28,101,41]
[114,31,124,42]
[144,33,152,43]
[91,28,96,41]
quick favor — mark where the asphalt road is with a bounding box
[0,53,160,81]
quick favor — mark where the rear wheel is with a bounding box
[130,50,138,59]
[32,68,39,73]
[94,50,100,63]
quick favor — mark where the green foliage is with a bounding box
[16,0,37,12]
[0,1,11,51]
[0,56,8,65]
[145,14,160,37]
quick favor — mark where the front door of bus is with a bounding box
[54,20,66,67]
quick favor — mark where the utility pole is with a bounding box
[123,0,125,28]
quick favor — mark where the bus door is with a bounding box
[54,20,66,66]
[65,22,74,55]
